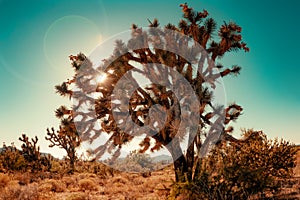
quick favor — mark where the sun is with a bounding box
[96,73,107,83]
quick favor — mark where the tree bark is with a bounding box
[186,133,196,181]
[193,157,202,181]
[69,159,75,174]
[166,138,188,182]
[68,149,76,174]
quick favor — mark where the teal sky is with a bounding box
[0,0,299,156]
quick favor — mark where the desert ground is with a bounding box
[0,149,299,200]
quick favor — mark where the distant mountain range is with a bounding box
[152,154,173,163]
[1,145,298,161]
[0,147,173,163]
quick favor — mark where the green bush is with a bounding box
[169,130,298,199]
[111,150,155,173]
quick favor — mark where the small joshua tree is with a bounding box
[19,134,40,161]
[19,134,51,172]
[46,106,81,173]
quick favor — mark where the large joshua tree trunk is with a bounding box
[165,137,196,182]
[67,147,77,173]
[166,141,187,182]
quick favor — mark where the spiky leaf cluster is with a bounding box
[46,104,81,173]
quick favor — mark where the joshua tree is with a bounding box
[46,106,81,173]
[19,134,51,172]
[55,3,248,182]
[19,134,40,162]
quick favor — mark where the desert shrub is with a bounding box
[78,172,96,179]
[0,138,52,173]
[169,130,298,199]
[75,160,115,178]
[0,183,39,200]
[12,171,55,186]
[35,171,55,180]
[38,181,53,192]
[39,179,66,192]
[112,150,155,173]
[49,159,61,173]
[17,184,39,200]
[48,179,66,192]
[111,176,129,185]
[66,193,90,200]
[0,144,27,172]
[62,176,77,188]
[78,178,98,191]
[19,134,53,172]
[13,172,31,185]
[50,159,69,175]
[0,184,22,200]
[0,173,10,188]
[92,162,115,178]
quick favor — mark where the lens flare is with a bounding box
[96,73,107,83]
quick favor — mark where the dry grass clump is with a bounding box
[131,175,144,185]
[38,182,53,193]
[99,169,173,199]
[111,176,129,185]
[62,176,77,188]
[39,179,66,192]
[0,183,39,200]
[66,192,90,200]
[103,175,133,196]
[17,184,39,200]
[75,161,115,178]
[13,172,31,185]
[0,173,10,188]
[78,178,98,191]
[77,172,97,179]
